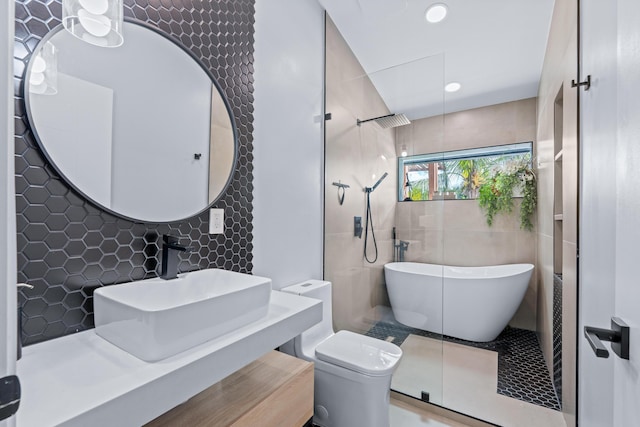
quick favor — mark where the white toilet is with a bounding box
[280,280,402,427]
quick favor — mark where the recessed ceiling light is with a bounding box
[445,82,461,92]
[425,3,448,24]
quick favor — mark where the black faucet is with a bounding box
[160,235,190,280]
[394,240,410,262]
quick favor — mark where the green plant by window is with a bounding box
[398,143,533,202]
[478,157,537,231]
[409,179,429,201]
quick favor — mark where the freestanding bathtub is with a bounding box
[384,262,533,342]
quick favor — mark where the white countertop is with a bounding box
[16,291,322,427]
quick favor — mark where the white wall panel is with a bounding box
[613,0,640,424]
[579,0,618,425]
[253,0,325,289]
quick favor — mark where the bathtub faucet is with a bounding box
[394,240,410,262]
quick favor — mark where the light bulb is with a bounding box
[29,82,48,94]
[401,144,408,157]
[79,0,109,15]
[78,8,111,37]
[425,3,448,23]
[82,32,109,47]
[32,56,46,74]
[63,0,123,47]
[30,71,45,86]
[445,82,461,92]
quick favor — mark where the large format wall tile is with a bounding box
[325,17,396,334]
[394,99,539,331]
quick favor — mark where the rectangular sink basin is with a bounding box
[94,269,272,362]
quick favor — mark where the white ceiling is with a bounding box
[320,0,556,119]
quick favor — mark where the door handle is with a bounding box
[584,317,630,360]
[0,375,20,421]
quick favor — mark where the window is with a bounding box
[398,142,533,201]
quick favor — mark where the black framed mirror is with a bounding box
[24,19,238,223]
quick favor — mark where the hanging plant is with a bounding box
[478,158,537,231]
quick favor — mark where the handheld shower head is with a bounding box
[363,172,389,264]
[366,172,389,193]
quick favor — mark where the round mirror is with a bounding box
[24,20,238,223]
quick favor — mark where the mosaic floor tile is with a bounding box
[553,274,563,404]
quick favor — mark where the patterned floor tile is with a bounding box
[366,320,561,411]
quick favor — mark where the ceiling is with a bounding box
[320,0,556,120]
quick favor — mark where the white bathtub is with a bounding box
[384,262,533,342]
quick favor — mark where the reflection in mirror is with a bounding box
[25,20,237,223]
[398,142,533,201]
[29,41,58,95]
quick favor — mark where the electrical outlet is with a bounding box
[209,209,224,234]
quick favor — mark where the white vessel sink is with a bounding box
[94,269,272,362]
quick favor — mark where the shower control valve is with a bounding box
[354,216,363,239]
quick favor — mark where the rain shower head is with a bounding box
[357,113,411,129]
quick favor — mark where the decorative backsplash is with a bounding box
[14,0,256,345]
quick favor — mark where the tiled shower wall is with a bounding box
[324,17,396,333]
[395,98,539,331]
[535,0,578,421]
[14,0,255,345]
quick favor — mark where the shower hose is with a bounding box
[364,190,378,264]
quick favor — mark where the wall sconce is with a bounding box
[401,144,408,157]
[62,0,124,48]
[29,41,58,95]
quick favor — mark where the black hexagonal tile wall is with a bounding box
[15,0,255,345]
[552,274,563,406]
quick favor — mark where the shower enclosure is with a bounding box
[323,2,571,425]
[323,13,447,407]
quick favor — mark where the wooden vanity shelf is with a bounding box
[146,350,314,427]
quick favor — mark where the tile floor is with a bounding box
[367,317,566,427]
[367,321,560,409]
[390,397,481,427]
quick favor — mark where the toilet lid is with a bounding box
[315,330,402,376]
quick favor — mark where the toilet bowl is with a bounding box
[280,280,402,427]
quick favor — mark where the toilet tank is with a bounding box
[280,280,334,358]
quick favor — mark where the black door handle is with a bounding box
[584,317,630,360]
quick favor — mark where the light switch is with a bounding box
[209,208,224,234]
